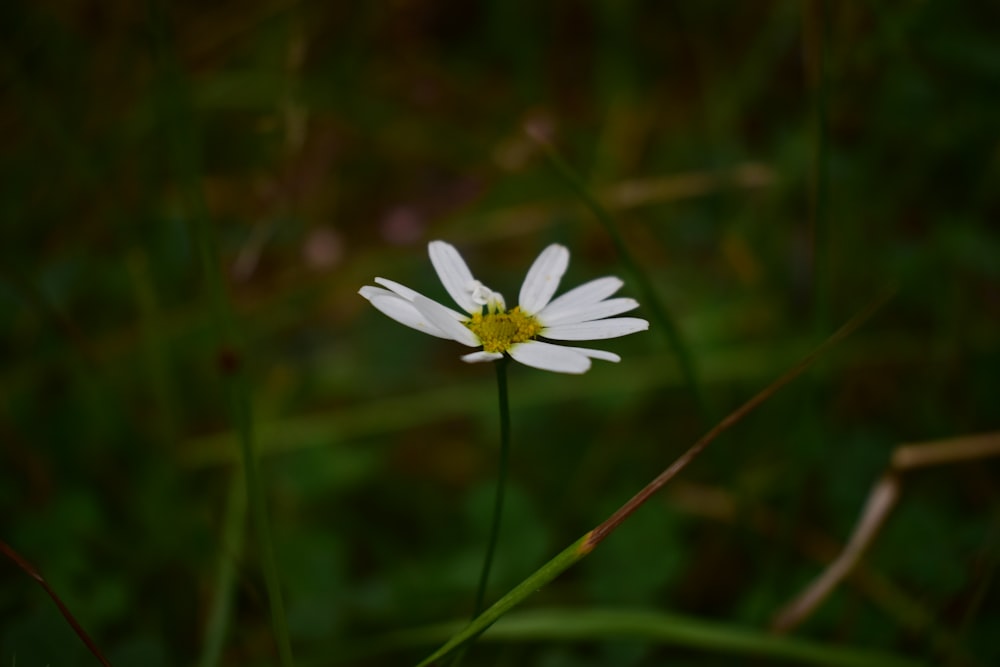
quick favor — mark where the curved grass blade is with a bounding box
[416,608,923,667]
[346,606,924,667]
[415,534,593,667]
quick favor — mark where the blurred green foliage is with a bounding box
[2,1,998,666]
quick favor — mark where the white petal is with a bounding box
[541,276,624,317]
[518,244,569,315]
[372,277,420,300]
[461,351,504,364]
[364,294,453,339]
[411,293,481,347]
[539,298,639,326]
[508,340,591,374]
[428,241,480,314]
[373,277,468,320]
[570,347,621,363]
[359,285,393,300]
[543,317,649,341]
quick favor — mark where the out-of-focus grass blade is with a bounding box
[197,472,247,667]
[340,607,925,667]
[146,0,295,662]
[478,607,927,667]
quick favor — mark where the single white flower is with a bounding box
[359,241,649,374]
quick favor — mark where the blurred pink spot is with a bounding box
[495,110,557,170]
[523,114,555,144]
[302,226,344,270]
[380,206,425,245]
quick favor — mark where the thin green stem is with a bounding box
[451,360,512,666]
[474,358,512,616]
[529,131,710,423]
[417,289,893,666]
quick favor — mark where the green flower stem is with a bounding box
[417,291,893,666]
[529,130,709,422]
[473,358,512,616]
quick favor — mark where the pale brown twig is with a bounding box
[772,431,1000,636]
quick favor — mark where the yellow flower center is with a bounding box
[465,307,543,353]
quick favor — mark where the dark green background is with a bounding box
[2,1,998,665]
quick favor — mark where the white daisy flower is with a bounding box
[359,241,649,374]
